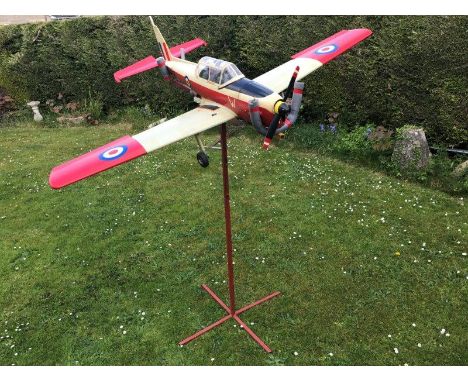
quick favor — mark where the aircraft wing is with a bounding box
[254,29,372,93]
[49,101,236,189]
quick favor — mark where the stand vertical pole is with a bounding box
[179,123,281,352]
[220,123,236,315]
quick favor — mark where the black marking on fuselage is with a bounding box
[200,105,220,110]
[226,78,274,98]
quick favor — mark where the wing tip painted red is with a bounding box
[357,28,373,39]
[49,135,147,190]
[49,168,64,189]
[291,28,373,61]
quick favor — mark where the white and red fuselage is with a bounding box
[163,57,281,127]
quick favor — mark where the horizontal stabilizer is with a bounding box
[113,56,159,83]
[113,38,207,83]
[170,38,207,58]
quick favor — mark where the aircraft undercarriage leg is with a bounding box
[195,133,209,168]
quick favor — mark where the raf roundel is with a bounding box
[315,44,339,55]
[99,145,128,161]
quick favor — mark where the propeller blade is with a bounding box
[262,101,291,150]
[262,66,299,150]
[283,66,300,101]
[262,113,282,150]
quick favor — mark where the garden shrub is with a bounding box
[335,124,375,158]
[0,16,466,147]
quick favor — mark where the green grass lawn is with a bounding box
[0,122,466,365]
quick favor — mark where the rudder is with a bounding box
[149,16,174,61]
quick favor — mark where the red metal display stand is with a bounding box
[179,123,281,353]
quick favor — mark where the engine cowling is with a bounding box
[248,81,304,137]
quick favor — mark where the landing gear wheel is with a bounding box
[197,151,209,168]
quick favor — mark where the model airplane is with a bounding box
[49,17,372,189]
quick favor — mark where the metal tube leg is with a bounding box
[194,133,206,153]
[220,123,236,315]
[235,291,281,315]
[179,314,232,346]
[202,284,230,314]
[232,315,272,353]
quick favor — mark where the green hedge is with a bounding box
[0,16,466,146]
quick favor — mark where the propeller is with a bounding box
[262,66,300,150]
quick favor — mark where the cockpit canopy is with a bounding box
[196,56,244,86]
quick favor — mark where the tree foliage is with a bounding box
[0,15,466,146]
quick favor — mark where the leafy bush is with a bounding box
[81,95,104,121]
[335,124,375,157]
[0,16,466,147]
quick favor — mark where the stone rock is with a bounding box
[368,125,394,151]
[452,160,468,178]
[65,102,79,112]
[0,90,14,116]
[57,115,87,124]
[392,127,430,170]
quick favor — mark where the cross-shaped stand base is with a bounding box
[179,284,280,352]
[179,123,281,353]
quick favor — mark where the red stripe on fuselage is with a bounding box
[171,71,276,126]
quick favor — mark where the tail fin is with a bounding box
[149,16,174,61]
